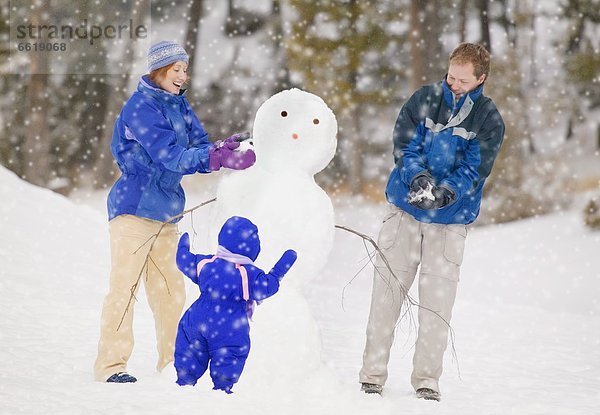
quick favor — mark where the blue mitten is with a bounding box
[270,249,298,281]
[176,232,197,279]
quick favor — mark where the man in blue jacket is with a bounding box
[359,43,505,401]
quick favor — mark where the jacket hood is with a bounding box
[218,216,261,262]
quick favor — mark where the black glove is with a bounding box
[410,196,436,210]
[430,186,456,209]
[409,181,456,210]
[410,172,434,193]
[409,173,436,209]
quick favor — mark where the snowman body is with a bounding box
[215,168,334,290]
[209,89,338,385]
[212,88,338,290]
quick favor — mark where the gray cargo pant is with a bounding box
[359,206,467,393]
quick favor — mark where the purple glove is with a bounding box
[209,133,256,171]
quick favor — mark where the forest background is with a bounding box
[0,0,598,227]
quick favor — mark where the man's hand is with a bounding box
[410,185,456,210]
[430,186,456,209]
[410,173,434,193]
[409,173,435,209]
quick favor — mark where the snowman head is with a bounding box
[252,89,337,176]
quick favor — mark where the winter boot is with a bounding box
[361,382,383,395]
[416,387,440,401]
[106,372,137,383]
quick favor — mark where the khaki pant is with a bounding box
[359,206,466,393]
[94,214,186,382]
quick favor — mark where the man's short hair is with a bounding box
[449,43,491,78]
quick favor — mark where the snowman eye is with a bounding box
[313,118,320,125]
[281,111,288,117]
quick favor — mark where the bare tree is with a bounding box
[344,0,365,195]
[22,5,50,187]
[185,0,204,77]
[476,0,491,53]
[423,2,443,81]
[93,0,151,189]
[409,0,443,89]
[514,0,535,154]
[458,0,468,42]
[225,0,265,37]
[271,0,291,91]
[409,0,426,90]
[497,0,517,46]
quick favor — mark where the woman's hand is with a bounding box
[208,134,256,171]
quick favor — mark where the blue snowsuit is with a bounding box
[174,216,297,393]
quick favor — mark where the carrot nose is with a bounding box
[292,133,299,139]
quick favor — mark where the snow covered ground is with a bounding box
[1,165,599,415]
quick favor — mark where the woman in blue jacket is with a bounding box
[94,41,255,383]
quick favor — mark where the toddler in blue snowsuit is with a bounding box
[174,216,297,393]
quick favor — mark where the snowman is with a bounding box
[208,88,338,388]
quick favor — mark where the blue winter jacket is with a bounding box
[107,75,213,223]
[385,79,505,224]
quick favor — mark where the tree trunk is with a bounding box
[423,1,442,82]
[565,116,573,141]
[23,74,50,186]
[68,75,110,190]
[522,0,535,153]
[271,0,291,91]
[93,0,150,189]
[346,0,364,195]
[348,108,364,195]
[528,7,537,86]
[566,16,585,54]
[23,6,50,187]
[183,0,204,111]
[477,0,491,53]
[409,0,425,90]
[497,0,517,46]
[185,0,204,79]
[458,0,468,43]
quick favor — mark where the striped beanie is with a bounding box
[147,41,189,72]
